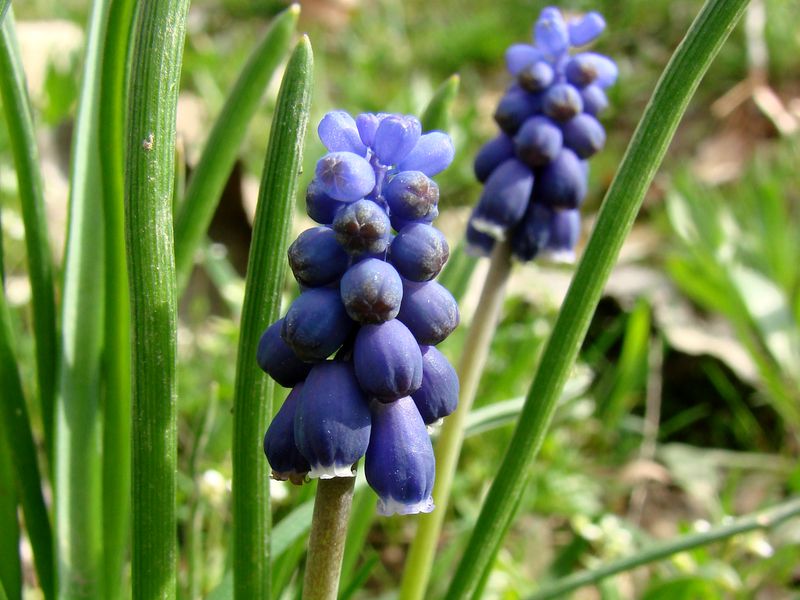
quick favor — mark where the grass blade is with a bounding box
[98,0,136,596]
[0,8,58,465]
[529,497,800,600]
[420,73,459,132]
[0,277,54,599]
[126,0,190,597]
[0,422,22,600]
[231,36,313,600]
[173,4,299,290]
[445,1,751,596]
[54,0,112,595]
[0,1,8,26]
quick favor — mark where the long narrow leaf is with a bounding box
[98,0,136,597]
[173,4,299,290]
[54,0,111,595]
[0,1,8,26]
[529,496,800,600]
[231,36,313,600]
[420,73,459,133]
[0,8,58,465]
[0,278,54,599]
[125,0,190,597]
[0,422,22,600]
[445,1,751,596]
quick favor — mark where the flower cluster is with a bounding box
[258,111,460,516]
[467,7,616,262]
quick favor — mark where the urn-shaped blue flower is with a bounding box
[256,109,461,514]
[365,396,436,516]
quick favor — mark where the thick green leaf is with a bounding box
[97,0,136,596]
[420,73,459,132]
[54,0,110,596]
[445,1,752,597]
[0,8,58,465]
[173,4,299,290]
[231,37,313,600]
[126,0,190,597]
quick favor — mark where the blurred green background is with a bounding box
[2,0,800,598]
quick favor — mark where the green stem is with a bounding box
[420,74,460,133]
[0,276,54,599]
[302,478,357,600]
[125,0,190,598]
[98,0,135,597]
[0,8,58,467]
[445,1,751,597]
[231,36,313,600]
[173,4,299,290]
[529,497,800,600]
[400,241,512,600]
[55,0,111,596]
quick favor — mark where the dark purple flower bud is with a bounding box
[396,132,455,177]
[532,148,587,209]
[518,60,555,92]
[315,151,376,202]
[494,88,542,135]
[535,7,569,56]
[373,115,422,166]
[332,199,392,256]
[411,345,459,424]
[318,110,368,156]
[514,116,563,168]
[397,280,459,345]
[306,179,348,225]
[256,319,313,387]
[542,83,584,122]
[264,384,310,484]
[356,112,384,147]
[471,158,534,240]
[580,84,609,116]
[384,171,439,221]
[465,218,496,257]
[474,134,515,183]
[390,224,449,282]
[568,11,606,46]
[354,320,423,401]
[294,361,371,478]
[288,227,349,287]
[281,288,354,361]
[365,397,435,516]
[505,43,542,75]
[510,202,551,262]
[340,258,403,323]
[544,208,581,262]
[390,204,439,233]
[561,114,606,159]
[565,53,618,88]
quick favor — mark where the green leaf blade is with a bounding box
[231,36,313,600]
[125,0,191,597]
[173,4,300,290]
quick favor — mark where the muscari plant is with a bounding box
[3,1,795,600]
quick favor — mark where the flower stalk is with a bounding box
[302,477,357,600]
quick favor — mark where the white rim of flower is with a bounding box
[308,463,356,479]
[377,495,435,516]
[470,217,508,241]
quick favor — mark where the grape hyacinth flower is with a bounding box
[467,6,616,262]
[257,110,460,515]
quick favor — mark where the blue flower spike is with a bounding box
[257,109,460,514]
[468,5,615,263]
[366,396,436,516]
